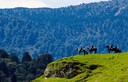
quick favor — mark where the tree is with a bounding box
[0,61,9,76]
[37,53,53,69]
[0,49,9,58]
[11,74,17,82]
[22,52,32,62]
[10,53,19,63]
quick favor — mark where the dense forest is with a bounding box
[0,0,128,59]
[0,49,53,82]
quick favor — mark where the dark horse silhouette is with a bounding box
[87,45,97,54]
[76,47,88,55]
[106,45,121,53]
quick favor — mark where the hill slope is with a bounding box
[0,0,128,59]
[33,52,128,82]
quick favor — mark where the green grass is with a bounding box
[32,52,128,82]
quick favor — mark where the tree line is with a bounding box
[0,49,53,82]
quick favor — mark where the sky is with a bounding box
[0,0,109,8]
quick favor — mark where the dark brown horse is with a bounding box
[87,45,97,54]
[105,45,113,53]
[105,45,121,53]
[76,47,88,55]
[83,49,88,55]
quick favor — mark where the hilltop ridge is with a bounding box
[33,52,128,82]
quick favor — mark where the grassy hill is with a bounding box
[33,52,128,82]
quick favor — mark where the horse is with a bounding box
[87,45,97,54]
[76,47,83,55]
[83,49,88,55]
[76,47,88,55]
[113,46,122,53]
[105,45,121,53]
[105,45,114,53]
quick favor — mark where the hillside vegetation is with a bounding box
[0,0,128,59]
[0,49,53,82]
[33,52,128,82]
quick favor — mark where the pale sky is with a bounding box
[0,0,109,8]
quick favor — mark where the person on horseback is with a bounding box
[76,46,88,55]
[88,45,97,54]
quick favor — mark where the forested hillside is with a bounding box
[0,49,53,82]
[0,0,128,59]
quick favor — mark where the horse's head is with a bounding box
[105,45,109,48]
[76,48,78,51]
[76,47,83,52]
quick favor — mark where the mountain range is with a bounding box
[0,0,128,59]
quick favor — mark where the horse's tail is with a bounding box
[95,48,97,53]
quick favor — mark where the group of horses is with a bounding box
[76,45,122,55]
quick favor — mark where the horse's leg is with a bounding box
[114,50,117,53]
[95,50,97,54]
[80,51,81,54]
[84,51,85,55]
[84,50,88,55]
[79,51,82,55]
[117,49,121,53]
[79,51,80,55]
[94,50,96,54]
[86,51,88,54]
[120,50,121,53]
[89,50,91,54]
[95,49,97,54]
[114,48,118,53]
[90,51,92,54]
[108,50,110,53]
